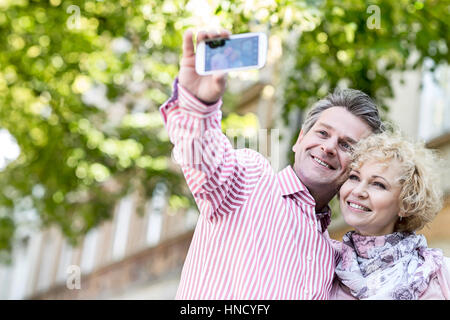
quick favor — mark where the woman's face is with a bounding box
[339,159,403,236]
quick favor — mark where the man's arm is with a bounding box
[178,29,229,105]
[159,30,266,220]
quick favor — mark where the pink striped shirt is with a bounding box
[160,79,336,299]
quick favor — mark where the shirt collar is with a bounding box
[316,206,332,232]
[277,165,309,196]
[277,166,332,231]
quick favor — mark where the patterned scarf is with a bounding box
[335,231,443,300]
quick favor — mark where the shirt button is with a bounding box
[310,220,314,226]
[304,289,309,294]
[307,255,312,261]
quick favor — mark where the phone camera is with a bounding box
[207,39,226,49]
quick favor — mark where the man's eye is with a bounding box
[340,141,351,150]
[349,174,359,181]
[318,130,328,137]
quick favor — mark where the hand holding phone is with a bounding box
[179,29,231,104]
[195,32,267,75]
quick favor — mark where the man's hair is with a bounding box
[302,88,384,134]
[350,130,443,232]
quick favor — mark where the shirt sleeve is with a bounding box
[159,78,265,220]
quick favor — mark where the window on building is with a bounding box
[418,60,450,142]
[80,228,99,274]
[0,263,12,299]
[9,239,31,299]
[36,229,59,293]
[146,182,167,246]
[56,239,74,284]
[24,231,44,298]
[7,207,39,299]
[111,195,133,261]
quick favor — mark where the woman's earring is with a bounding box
[399,215,403,222]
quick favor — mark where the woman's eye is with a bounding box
[373,182,386,189]
[349,174,359,181]
[318,130,328,137]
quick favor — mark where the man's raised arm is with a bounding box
[159,30,266,220]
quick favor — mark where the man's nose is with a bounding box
[320,138,337,156]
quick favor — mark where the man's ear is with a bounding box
[292,129,304,152]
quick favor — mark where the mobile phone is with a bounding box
[195,32,267,75]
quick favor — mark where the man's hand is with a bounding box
[179,29,231,105]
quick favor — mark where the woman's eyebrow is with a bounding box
[371,175,391,187]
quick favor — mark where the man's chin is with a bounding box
[295,163,342,184]
[300,173,335,188]
[303,170,345,190]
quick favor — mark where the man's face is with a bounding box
[292,107,372,194]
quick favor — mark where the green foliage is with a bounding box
[0,0,448,262]
[0,0,192,261]
[282,0,449,127]
[216,0,449,163]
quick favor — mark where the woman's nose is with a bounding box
[351,183,368,198]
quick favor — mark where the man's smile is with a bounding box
[311,155,336,170]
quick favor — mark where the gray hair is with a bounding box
[302,88,383,134]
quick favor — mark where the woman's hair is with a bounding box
[350,130,444,232]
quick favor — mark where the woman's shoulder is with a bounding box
[444,257,450,269]
[426,256,450,299]
[417,258,449,300]
[440,257,450,282]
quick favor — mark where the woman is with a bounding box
[330,131,450,300]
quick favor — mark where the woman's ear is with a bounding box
[398,204,414,218]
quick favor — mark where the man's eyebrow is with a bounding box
[316,122,358,144]
[345,136,357,144]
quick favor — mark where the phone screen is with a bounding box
[204,36,259,72]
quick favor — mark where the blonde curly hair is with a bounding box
[350,130,444,232]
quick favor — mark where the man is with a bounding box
[160,29,383,299]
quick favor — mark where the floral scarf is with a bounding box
[334,231,443,300]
